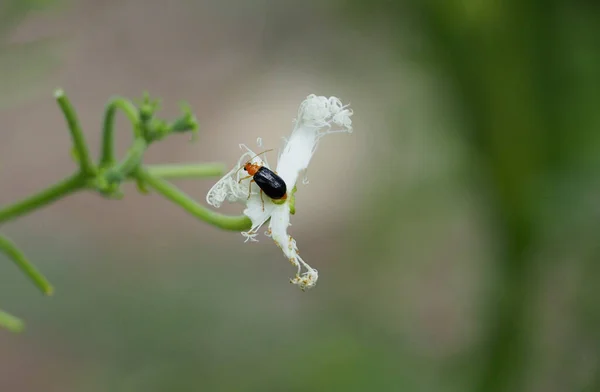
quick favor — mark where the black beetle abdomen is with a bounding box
[254,167,287,199]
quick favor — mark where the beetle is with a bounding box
[237,149,288,211]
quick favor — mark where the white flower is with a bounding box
[207,94,353,290]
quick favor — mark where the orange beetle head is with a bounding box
[243,163,260,176]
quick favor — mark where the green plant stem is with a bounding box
[54,90,96,176]
[0,235,53,295]
[100,97,140,167]
[0,174,86,224]
[135,168,252,231]
[0,309,24,333]
[113,138,147,177]
[145,163,225,179]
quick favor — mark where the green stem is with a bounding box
[0,235,53,295]
[0,174,86,224]
[100,97,140,167]
[135,168,252,231]
[0,309,24,332]
[54,89,96,176]
[113,138,147,177]
[145,163,225,179]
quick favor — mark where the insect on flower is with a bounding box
[207,94,353,290]
[236,149,288,211]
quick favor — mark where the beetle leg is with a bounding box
[260,189,265,211]
[247,179,255,199]
[238,175,253,183]
[238,175,254,199]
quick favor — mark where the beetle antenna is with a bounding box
[235,149,274,175]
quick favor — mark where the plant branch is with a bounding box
[135,168,252,231]
[0,174,86,224]
[0,235,53,295]
[113,138,148,177]
[54,89,96,176]
[0,309,24,333]
[100,97,140,167]
[145,163,225,179]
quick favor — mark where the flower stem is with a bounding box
[113,138,148,177]
[0,174,86,224]
[54,89,96,176]
[100,97,140,167]
[0,235,53,295]
[0,309,24,333]
[145,163,225,179]
[135,168,252,231]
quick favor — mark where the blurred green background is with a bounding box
[1,0,599,391]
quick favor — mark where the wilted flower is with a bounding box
[207,94,353,290]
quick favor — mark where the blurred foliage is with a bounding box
[0,0,63,107]
[345,0,600,391]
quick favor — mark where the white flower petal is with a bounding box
[275,94,353,188]
[206,165,243,208]
[206,94,353,290]
[269,204,318,290]
[242,191,276,238]
[290,268,318,291]
[269,204,293,258]
[206,145,270,207]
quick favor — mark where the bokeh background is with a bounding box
[1,0,599,391]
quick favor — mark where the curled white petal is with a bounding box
[275,94,353,188]
[241,231,259,243]
[206,145,269,208]
[290,269,319,291]
[206,165,243,208]
[269,205,318,290]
